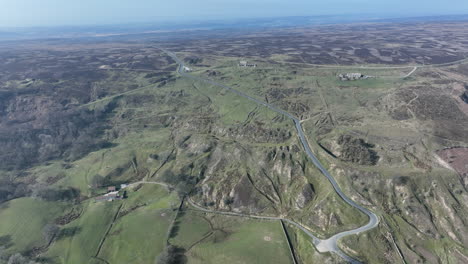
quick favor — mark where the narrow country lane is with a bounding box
[157,47,380,263]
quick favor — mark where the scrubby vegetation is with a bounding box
[336,134,379,165]
[0,104,115,171]
[160,170,198,198]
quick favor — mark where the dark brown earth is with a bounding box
[436,147,468,187]
[163,21,468,65]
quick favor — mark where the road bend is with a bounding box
[158,48,379,263]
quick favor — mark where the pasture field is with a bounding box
[98,184,179,264]
[0,198,67,254]
[170,210,294,264]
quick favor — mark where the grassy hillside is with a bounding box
[97,185,178,264]
[185,52,468,263]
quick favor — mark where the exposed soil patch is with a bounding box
[45,173,66,184]
[54,207,83,225]
[436,147,468,186]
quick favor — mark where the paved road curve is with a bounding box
[158,48,379,263]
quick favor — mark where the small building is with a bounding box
[338,73,369,81]
[95,191,122,202]
[183,66,192,72]
[95,196,108,202]
[106,193,121,202]
[107,186,116,192]
[239,61,257,68]
[120,183,128,189]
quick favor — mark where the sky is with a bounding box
[1,0,468,27]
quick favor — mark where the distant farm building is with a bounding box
[95,191,121,202]
[107,186,116,192]
[338,73,370,81]
[183,66,192,72]
[239,61,257,68]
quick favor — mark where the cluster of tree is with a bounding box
[0,100,117,171]
[42,224,60,245]
[160,170,197,198]
[157,245,186,264]
[0,90,15,117]
[0,248,38,264]
[0,177,29,204]
[183,56,203,65]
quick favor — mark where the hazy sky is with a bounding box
[2,0,468,27]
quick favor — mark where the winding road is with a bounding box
[157,47,379,263]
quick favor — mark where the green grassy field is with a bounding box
[44,184,179,264]
[97,184,179,264]
[98,207,174,264]
[45,200,122,263]
[0,198,67,254]
[170,210,294,264]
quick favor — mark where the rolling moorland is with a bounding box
[0,19,467,264]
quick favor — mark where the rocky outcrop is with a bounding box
[461,91,468,103]
[295,183,315,209]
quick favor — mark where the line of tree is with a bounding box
[156,245,186,264]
